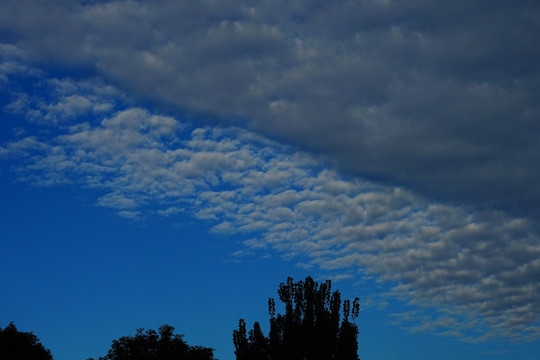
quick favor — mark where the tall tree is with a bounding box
[0,322,53,360]
[89,324,215,360]
[233,276,360,360]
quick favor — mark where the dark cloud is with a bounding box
[1,0,534,217]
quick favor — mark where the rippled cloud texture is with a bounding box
[1,0,540,347]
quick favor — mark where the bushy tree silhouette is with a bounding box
[233,276,360,360]
[0,322,53,360]
[89,324,215,360]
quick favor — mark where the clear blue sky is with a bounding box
[1,1,540,360]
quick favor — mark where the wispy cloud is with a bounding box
[2,62,539,342]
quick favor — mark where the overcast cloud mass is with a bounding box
[1,0,540,348]
[1,0,539,215]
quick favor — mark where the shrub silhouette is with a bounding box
[88,324,216,360]
[0,322,53,360]
[233,276,360,360]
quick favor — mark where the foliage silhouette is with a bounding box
[88,324,216,360]
[233,276,360,360]
[0,322,53,360]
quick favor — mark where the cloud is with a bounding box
[0,42,35,81]
[2,68,540,341]
[97,192,139,210]
[1,1,539,222]
[3,76,125,124]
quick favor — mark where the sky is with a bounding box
[0,1,539,359]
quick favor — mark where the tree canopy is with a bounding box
[0,322,53,360]
[89,324,216,360]
[233,276,361,360]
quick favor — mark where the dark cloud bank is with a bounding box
[1,0,539,216]
[1,0,540,343]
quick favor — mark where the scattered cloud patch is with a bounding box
[3,77,125,125]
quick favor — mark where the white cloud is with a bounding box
[97,192,139,210]
[0,43,35,81]
[117,210,142,219]
[2,74,127,127]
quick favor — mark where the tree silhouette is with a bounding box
[88,324,216,360]
[233,276,360,360]
[0,322,53,360]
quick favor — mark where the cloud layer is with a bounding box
[2,62,540,342]
[0,0,539,219]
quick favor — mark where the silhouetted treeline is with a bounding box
[0,322,53,360]
[3,276,362,360]
[88,324,216,360]
[233,276,361,360]
[1,322,215,360]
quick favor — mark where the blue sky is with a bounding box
[1,1,540,359]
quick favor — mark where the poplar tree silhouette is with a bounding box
[0,322,53,360]
[233,276,360,360]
